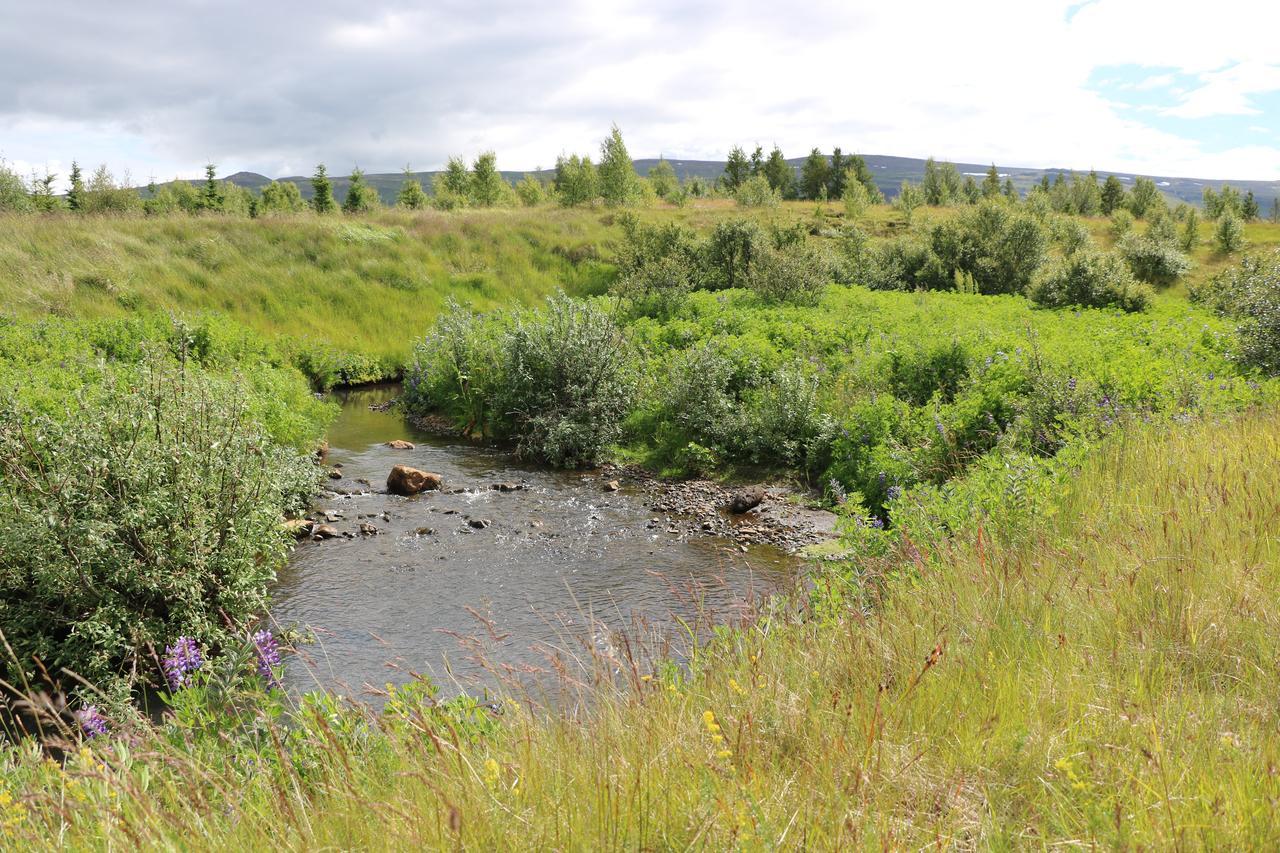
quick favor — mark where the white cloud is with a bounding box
[1,0,1278,183]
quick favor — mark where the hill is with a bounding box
[189,156,1280,211]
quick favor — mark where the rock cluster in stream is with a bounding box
[292,461,833,553]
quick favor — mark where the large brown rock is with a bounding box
[387,464,443,496]
[728,485,766,514]
[385,439,416,450]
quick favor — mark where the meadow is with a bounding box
[4,178,1280,846]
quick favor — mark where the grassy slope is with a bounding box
[2,203,1277,367]
[9,411,1279,848]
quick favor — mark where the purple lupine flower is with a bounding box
[252,629,282,682]
[870,517,884,530]
[75,705,109,738]
[1067,376,1077,393]
[162,636,203,689]
[887,485,903,501]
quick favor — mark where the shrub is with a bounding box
[1117,233,1191,287]
[403,300,506,433]
[887,341,971,405]
[703,219,764,290]
[1029,250,1152,312]
[0,362,318,699]
[925,201,1049,295]
[498,295,634,466]
[735,174,780,208]
[748,244,828,306]
[1109,209,1134,241]
[1198,251,1280,374]
[1215,213,1245,254]
[862,236,935,291]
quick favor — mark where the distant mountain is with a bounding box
[180,156,1280,212]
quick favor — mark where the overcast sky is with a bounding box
[2,0,1278,187]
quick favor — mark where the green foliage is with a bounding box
[0,160,33,212]
[199,164,223,212]
[310,165,336,214]
[514,173,545,207]
[922,158,962,206]
[66,160,85,211]
[553,154,599,207]
[800,149,832,201]
[763,147,796,198]
[81,165,143,214]
[723,145,751,192]
[1029,249,1152,312]
[894,181,924,223]
[342,168,380,214]
[468,152,510,208]
[1216,212,1245,254]
[842,180,872,221]
[0,357,321,698]
[1127,177,1164,219]
[394,172,429,210]
[647,158,680,200]
[749,243,827,306]
[405,295,633,466]
[1196,250,1280,374]
[734,173,779,208]
[598,125,640,207]
[1118,231,1191,287]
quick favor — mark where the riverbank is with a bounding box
[7,410,1280,847]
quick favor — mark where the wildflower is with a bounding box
[482,758,501,789]
[1,788,30,833]
[1067,376,1077,393]
[162,636,203,689]
[252,629,282,682]
[870,517,884,530]
[728,678,746,696]
[75,705,109,739]
[886,485,902,501]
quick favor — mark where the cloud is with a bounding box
[1,0,1278,185]
[1162,62,1280,118]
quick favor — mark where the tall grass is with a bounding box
[5,411,1280,847]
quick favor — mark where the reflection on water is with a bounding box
[271,385,799,700]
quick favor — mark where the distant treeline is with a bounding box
[1,124,1278,222]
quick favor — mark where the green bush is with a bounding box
[0,362,319,699]
[1197,251,1280,374]
[1118,232,1191,287]
[748,243,828,306]
[405,295,633,466]
[1029,250,1152,312]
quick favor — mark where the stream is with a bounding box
[270,386,803,701]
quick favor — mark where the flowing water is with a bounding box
[271,386,801,700]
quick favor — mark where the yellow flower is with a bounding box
[482,758,501,790]
[728,678,745,696]
[716,749,733,759]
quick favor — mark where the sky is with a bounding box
[2,0,1279,188]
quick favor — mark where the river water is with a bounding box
[270,386,800,701]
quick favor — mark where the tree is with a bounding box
[843,180,871,220]
[1179,208,1200,253]
[762,147,794,198]
[800,148,831,200]
[1243,190,1260,221]
[28,169,60,212]
[342,168,379,213]
[648,158,679,200]
[895,181,924,223]
[749,146,764,175]
[829,147,847,199]
[67,160,84,211]
[1272,197,1280,224]
[260,180,305,214]
[553,154,599,207]
[514,174,545,207]
[1127,177,1161,219]
[982,164,1001,199]
[1100,175,1126,214]
[962,176,980,204]
[723,145,751,192]
[469,151,507,207]
[0,161,32,212]
[199,164,223,212]
[1003,179,1018,202]
[311,164,336,214]
[1215,213,1245,254]
[845,155,883,202]
[396,168,428,210]
[81,164,143,214]
[598,125,640,207]
[735,173,779,208]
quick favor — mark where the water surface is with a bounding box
[271,386,798,700]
